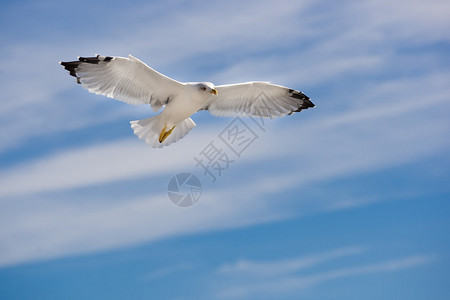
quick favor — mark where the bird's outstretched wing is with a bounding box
[60,54,184,112]
[202,82,314,118]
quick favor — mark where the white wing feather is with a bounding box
[61,55,184,112]
[203,82,314,118]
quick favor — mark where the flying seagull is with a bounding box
[60,54,315,148]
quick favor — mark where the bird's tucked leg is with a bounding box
[159,124,176,143]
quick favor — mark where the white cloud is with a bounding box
[355,0,450,43]
[217,246,364,277]
[0,138,192,199]
[0,182,288,267]
[143,263,195,281]
[216,254,436,298]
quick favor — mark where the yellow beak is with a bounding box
[210,89,218,95]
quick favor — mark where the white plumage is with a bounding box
[60,54,314,148]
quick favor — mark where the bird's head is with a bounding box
[196,82,218,95]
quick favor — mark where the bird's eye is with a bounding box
[200,86,206,91]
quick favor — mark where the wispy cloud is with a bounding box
[143,263,194,281]
[215,251,436,298]
[0,136,204,198]
[0,185,288,267]
[217,247,364,277]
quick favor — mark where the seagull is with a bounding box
[60,54,315,148]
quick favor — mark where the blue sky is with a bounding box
[0,0,449,299]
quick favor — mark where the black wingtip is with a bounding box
[287,89,315,115]
[79,55,113,64]
[60,55,114,84]
[60,60,81,80]
[302,98,315,109]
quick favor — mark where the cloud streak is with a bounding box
[217,247,364,277]
[215,251,436,298]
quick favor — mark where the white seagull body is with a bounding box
[60,54,314,148]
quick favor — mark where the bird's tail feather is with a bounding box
[130,115,196,148]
